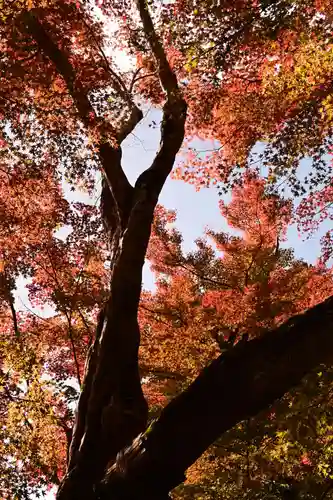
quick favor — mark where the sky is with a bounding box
[20,72,332,500]
[14,106,329,315]
[115,108,328,288]
[25,105,331,500]
[125,109,330,291]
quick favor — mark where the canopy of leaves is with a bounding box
[1,0,333,499]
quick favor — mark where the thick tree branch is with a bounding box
[101,294,333,499]
[9,300,20,338]
[0,270,19,338]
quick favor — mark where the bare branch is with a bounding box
[18,298,51,322]
[129,67,142,93]
[129,70,158,93]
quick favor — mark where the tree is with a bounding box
[141,175,333,499]
[1,0,333,499]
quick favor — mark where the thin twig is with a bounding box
[130,70,158,91]
[18,297,51,322]
[129,67,142,93]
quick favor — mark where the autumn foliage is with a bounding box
[1,0,333,499]
[140,174,333,497]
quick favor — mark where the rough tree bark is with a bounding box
[15,2,333,500]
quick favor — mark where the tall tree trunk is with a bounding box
[17,3,187,498]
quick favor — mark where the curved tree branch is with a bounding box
[134,0,187,197]
[101,294,333,499]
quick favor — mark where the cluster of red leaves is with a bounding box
[0,163,68,277]
[1,0,109,133]
[0,158,109,495]
[123,0,333,261]
[140,172,333,394]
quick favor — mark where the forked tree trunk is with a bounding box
[57,188,156,500]
[15,4,333,500]
[17,5,186,498]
